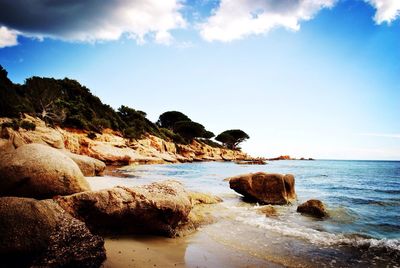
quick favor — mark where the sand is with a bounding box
[103,230,282,268]
[87,176,285,268]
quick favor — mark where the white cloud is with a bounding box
[366,0,400,24]
[155,31,174,45]
[0,26,18,48]
[360,133,400,138]
[0,0,185,45]
[200,0,336,42]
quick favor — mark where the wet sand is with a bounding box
[103,235,187,268]
[103,230,282,268]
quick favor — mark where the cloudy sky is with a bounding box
[0,0,399,160]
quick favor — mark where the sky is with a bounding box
[0,0,399,160]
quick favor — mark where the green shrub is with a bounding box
[20,120,36,131]
[92,118,112,130]
[123,127,141,140]
[2,120,20,130]
[64,115,89,130]
[160,128,186,144]
[87,132,97,139]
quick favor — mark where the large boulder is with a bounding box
[0,197,106,267]
[63,151,106,177]
[297,199,328,218]
[229,172,296,205]
[0,143,90,199]
[56,180,193,237]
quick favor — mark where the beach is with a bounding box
[103,227,281,268]
[87,161,400,267]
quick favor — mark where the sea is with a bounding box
[87,160,400,267]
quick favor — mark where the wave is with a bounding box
[333,195,400,207]
[234,215,400,253]
[223,202,400,253]
[372,188,400,194]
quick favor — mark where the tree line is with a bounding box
[0,65,249,150]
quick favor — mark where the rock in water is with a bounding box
[56,180,193,237]
[63,151,106,176]
[0,197,106,267]
[0,143,90,199]
[188,191,223,205]
[257,205,278,216]
[297,199,328,218]
[229,172,296,205]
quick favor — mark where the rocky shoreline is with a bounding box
[0,140,225,267]
[0,115,327,267]
[0,115,251,166]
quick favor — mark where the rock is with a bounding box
[235,159,267,165]
[56,180,192,237]
[229,172,296,205]
[257,205,277,216]
[297,199,328,218]
[88,143,165,165]
[0,143,90,199]
[63,151,106,176]
[178,192,223,236]
[1,115,65,149]
[1,115,253,165]
[0,138,15,156]
[188,192,223,206]
[268,155,292,161]
[0,197,106,267]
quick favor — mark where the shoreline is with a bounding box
[88,162,400,268]
[102,228,283,268]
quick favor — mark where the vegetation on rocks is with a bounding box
[0,65,249,150]
[216,129,250,150]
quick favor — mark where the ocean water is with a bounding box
[88,160,400,267]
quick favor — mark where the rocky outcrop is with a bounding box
[268,155,292,161]
[235,159,267,165]
[1,116,252,165]
[63,151,106,176]
[56,180,193,237]
[257,205,277,216]
[1,115,64,149]
[228,172,296,205]
[297,199,328,218]
[0,197,106,267]
[0,143,90,199]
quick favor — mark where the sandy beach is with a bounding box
[103,230,281,268]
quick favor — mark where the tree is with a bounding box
[156,111,191,130]
[201,130,215,139]
[23,77,67,125]
[215,129,249,150]
[117,105,148,139]
[173,121,207,142]
[0,65,32,117]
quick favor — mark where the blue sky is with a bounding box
[0,0,399,160]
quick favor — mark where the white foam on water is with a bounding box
[232,210,400,252]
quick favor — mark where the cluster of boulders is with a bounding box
[227,172,328,218]
[0,141,222,267]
